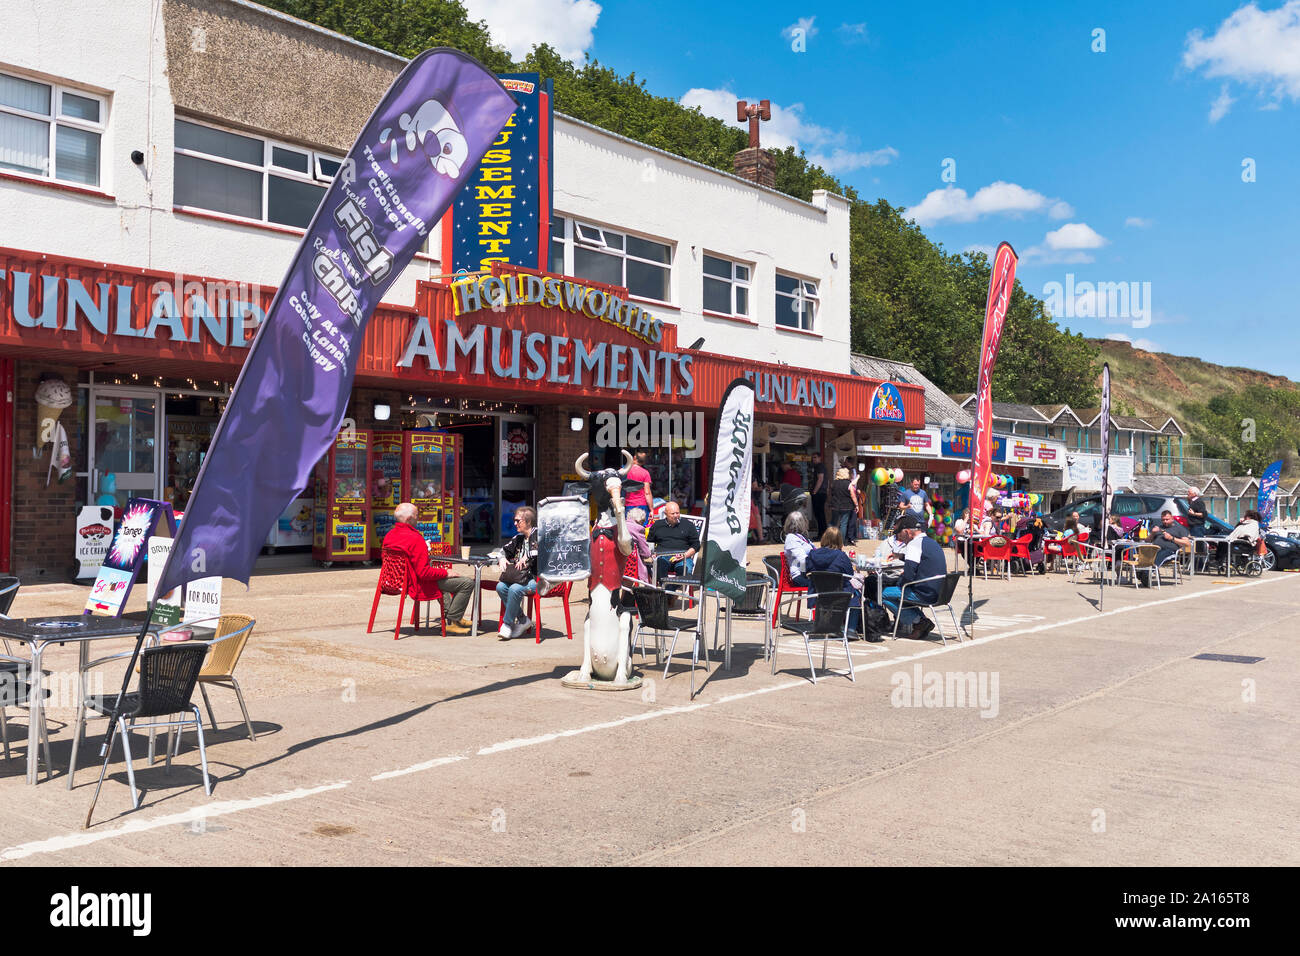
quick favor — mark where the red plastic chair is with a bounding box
[497,578,575,643]
[367,547,447,640]
[769,551,809,627]
[974,537,1011,580]
[1009,533,1035,575]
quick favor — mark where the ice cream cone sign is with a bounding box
[35,375,72,446]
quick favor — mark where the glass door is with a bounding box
[499,417,535,543]
[88,387,161,507]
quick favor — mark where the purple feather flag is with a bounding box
[156,49,515,597]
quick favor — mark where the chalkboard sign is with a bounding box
[537,496,591,583]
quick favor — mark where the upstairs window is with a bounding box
[173,117,343,229]
[0,70,106,187]
[702,254,750,317]
[550,215,672,302]
[775,272,818,331]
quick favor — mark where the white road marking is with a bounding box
[0,781,350,862]
[371,755,466,780]
[6,574,1294,862]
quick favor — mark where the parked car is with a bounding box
[1043,494,1192,533]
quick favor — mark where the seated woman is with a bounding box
[496,506,538,640]
[1218,509,1261,567]
[782,510,815,588]
[803,526,864,633]
[623,508,654,586]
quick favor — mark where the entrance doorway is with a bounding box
[85,386,160,508]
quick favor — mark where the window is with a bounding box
[1,70,105,187]
[549,215,672,302]
[173,117,343,229]
[775,272,818,330]
[702,254,750,317]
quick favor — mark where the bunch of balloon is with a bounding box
[928,492,957,547]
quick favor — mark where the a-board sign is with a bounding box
[85,498,176,616]
[536,495,591,583]
[147,536,184,626]
[74,506,115,579]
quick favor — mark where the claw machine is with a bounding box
[406,430,462,558]
[313,429,372,565]
[369,430,405,557]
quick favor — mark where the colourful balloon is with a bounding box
[892,468,904,483]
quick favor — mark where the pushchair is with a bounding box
[774,484,813,537]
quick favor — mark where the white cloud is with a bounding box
[782,16,819,41]
[837,22,869,43]
[964,244,997,257]
[1044,222,1108,250]
[1125,216,1154,228]
[906,181,1069,226]
[462,0,600,62]
[1184,1,1300,107]
[680,87,897,173]
[1209,84,1237,122]
[1106,332,1161,351]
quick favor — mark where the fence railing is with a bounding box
[1133,456,1232,476]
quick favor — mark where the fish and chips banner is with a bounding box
[157,49,516,597]
[698,378,755,601]
[968,242,1019,529]
[1258,459,1283,530]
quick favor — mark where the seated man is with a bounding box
[383,502,475,632]
[1140,510,1191,587]
[882,515,948,639]
[647,501,699,586]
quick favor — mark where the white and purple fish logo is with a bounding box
[378,99,468,178]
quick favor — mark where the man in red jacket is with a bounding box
[383,502,474,633]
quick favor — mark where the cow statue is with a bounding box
[566,450,636,685]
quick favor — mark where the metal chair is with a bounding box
[73,642,212,808]
[1,656,52,776]
[807,569,862,639]
[630,583,708,698]
[0,578,19,655]
[1072,542,1110,583]
[708,571,772,662]
[889,571,965,644]
[1118,544,1160,588]
[193,614,257,741]
[775,590,853,685]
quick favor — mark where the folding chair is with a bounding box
[889,571,965,645]
[775,590,853,685]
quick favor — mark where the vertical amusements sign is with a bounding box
[451,74,553,275]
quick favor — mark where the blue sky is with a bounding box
[464,1,1300,380]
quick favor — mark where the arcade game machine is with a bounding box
[369,430,405,558]
[312,429,372,566]
[405,430,462,558]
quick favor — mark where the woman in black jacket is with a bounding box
[496,506,539,640]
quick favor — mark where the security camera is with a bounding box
[131,150,145,166]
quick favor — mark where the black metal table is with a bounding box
[0,612,163,785]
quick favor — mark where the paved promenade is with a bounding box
[2,550,1296,866]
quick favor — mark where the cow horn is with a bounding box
[574,453,591,479]
[618,449,635,476]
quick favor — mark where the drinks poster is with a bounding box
[84,498,175,616]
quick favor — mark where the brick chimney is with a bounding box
[733,147,776,188]
[733,99,775,188]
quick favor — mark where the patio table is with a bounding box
[435,555,498,637]
[0,611,163,785]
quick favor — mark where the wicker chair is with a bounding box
[1119,544,1161,588]
[194,614,257,742]
[71,642,212,808]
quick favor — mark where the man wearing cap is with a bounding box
[882,514,947,640]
